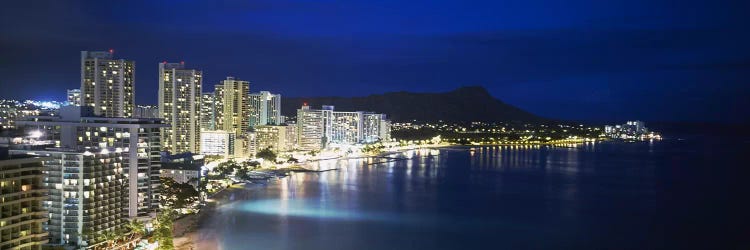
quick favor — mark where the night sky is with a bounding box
[1,0,748,122]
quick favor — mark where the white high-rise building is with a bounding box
[80,50,135,118]
[249,91,282,127]
[158,62,202,154]
[296,105,390,150]
[67,89,81,106]
[329,111,362,145]
[362,113,389,143]
[296,104,327,151]
[17,106,167,218]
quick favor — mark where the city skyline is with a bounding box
[1,1,748,123]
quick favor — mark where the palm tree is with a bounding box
[102,229,118,248]
[127,219,146,242]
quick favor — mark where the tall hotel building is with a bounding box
[296,104,328,151]
[200,92,216,131]
[296,104,391,150]
[329,111,362,145]
[158,62,202,154]
[9,149,126,248]
[80,50,135,118]
[218,77,250,135]
[0,149,49,250]
[249,91,282,127]
[17,106,166,218]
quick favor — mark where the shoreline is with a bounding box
[171,140,639,249]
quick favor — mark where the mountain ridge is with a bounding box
[281,86,545,122]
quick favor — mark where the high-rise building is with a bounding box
[0,149,49,250]
[158,62,202,154]
[66,89,81,106]
[379,119,392,142]
[10,148,126,248]
[80,50,135,118]
[218,77,249,136]
[249,91,282,127]
[17,106,167,218]
[362,113,387,143]
[212,85,225,131]
[200,92,216,131]
[296,104,327,151]
[329,111,363,145]
[296,105,390,150]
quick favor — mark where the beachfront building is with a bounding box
[296,104,391,150]
[296,104,327,151]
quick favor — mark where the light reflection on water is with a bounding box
[202,141,742,249]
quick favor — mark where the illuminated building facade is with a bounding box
[200,130,235,158]
[66,89,81,106]
[329,111,362,145]
[296,105,390,150]
[160,153,203,188]
[0,100,42,129]
[218,77,249,136]
[255,125,293,152]
[0,151,49,250]
[158,62,202,154]
[80,50,135,118]
[296,104,327,151]
[200,92,216,131]
[362,113,390,143]
[249,91,282,127]
[10,148,125,248]
[17,106,167,218]
[134,105,159,119]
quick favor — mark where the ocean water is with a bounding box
[201,137,749,249]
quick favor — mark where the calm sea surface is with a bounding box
[201,136,749,249]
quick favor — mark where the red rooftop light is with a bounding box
[109,49,114,54]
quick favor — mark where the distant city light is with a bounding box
[29,130,43,138]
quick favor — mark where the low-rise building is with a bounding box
[200,130,235,158]
[160,153,204,187]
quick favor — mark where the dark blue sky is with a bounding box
[1,0,748,122]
